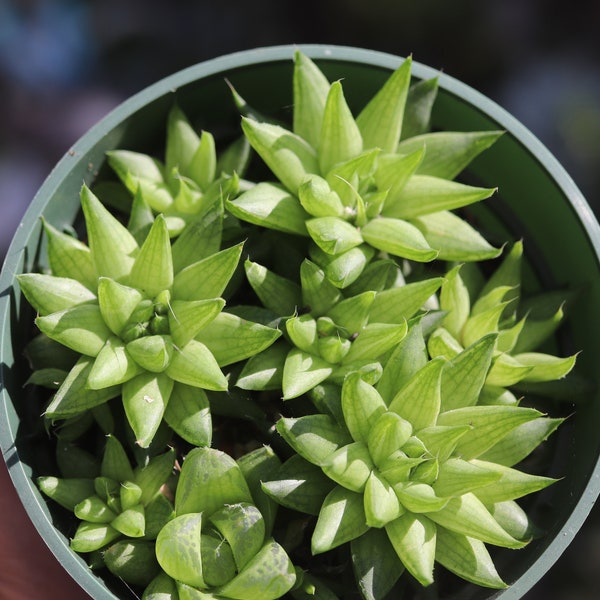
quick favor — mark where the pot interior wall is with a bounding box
[2,46,599,599]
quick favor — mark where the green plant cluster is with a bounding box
[19,51,579,599]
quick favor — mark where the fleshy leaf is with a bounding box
[385,513,436,587]
[242,117,319,194]
[122,371,174,447]
[433,458,502,498]
[356,56,412,152]
[126,335,173,373]
[97,278,144,336]
[70,521,121,553]
[300,259,342,316]
[235,341,287,391]
[435,528,507,589]
[312,244,376,289]
[282,349,333,400]
[389,357,445,430]
[196,312,282,367]
[164,383,212,447]
[129,215,173,298]
[245,260,302,316]
[511,352,577,382]
[394,482,448,513]
[298,174,345,218]
[440,265,471,339]
[166,340,228,391]
[364,470,402,528]
[306,216,363,255]
[343,322,407,364]
[322,442,374,493]
[312,486,369,554]
[375,149,425,207]
[87,337,142,389]
[169,298,225,348]
[381,175,496,220]
[361,217,438,262]
[341,373,387,443]
[80,184,138,281]
[367,412,412,466]
[401,76,438,140]
[227,182,310,235]
[37,476,96,511]
[175,447,253,516]
[319,80,363,175]
[36,304,111,357]
[276,414,352,466]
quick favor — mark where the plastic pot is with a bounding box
[1,44,599,599]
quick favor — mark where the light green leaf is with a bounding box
[440,265,470,339]
[385,513,436,587]
[367,412,413,466]
[512,352,577,382]
[293,50,330,148]
[216,540,296,600]
[245,260,302,316]
[126,335,173,373]
[319,81,363,175]
[389,357,445,430]
[381,175,496,220]
[427,327,463,360]
[166,340,228,391]
[433,458,502,498]
[111,504,145,538]
[242,117,319,194]
[357,56,412,152]
[235,341,287,391]
[397,130,504,180]
[134,447,176,506]
[394,482,448,513]
[306,216,363,255]
[312,244,375,289]
[74,495,116,524]
[341,372,387,443]
[189,130,217,190]
[343,322,408,364]
[195,312,281,367]
[327,291,375,334]
[298,174,345,218]
[276,414,352,467]
[227,182,310,235]
[37,476,96,511]
[36,304,111,357]
[437,405,543,460]
[361,217,438,262]
[369,277,444,324]
[485,353,534,387]
[322,442,374,493]
[87,337,142,389]
[70,521,121,553]
[172,242,243,301]
[375,149,424,207]
[364,470,403,528]
[175,447,253,516]
[282,349,333,399]
[129,215,173,298]
[43,219,97,290]
[169,298,225,348]
[401,76,438,140]
[17,273,96,316]
[417,425,471,462]
[45,356,120,418]
[412,210,501,262]
[165,105,200,178]
[300,259,342,316]
[435,528,507,589]
[312,486,368,554]
[164,383,212,447]
[427,493,526,549]
[122,371,174,447]
[462,302,511,348]
[81,184,139,281]
[97,278,144,336]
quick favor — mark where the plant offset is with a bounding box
[17,51,580,599]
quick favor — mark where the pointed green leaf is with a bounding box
[261,454,335,516]
[394,481,448,513]
[37,476,96,511]
[165,105,200,178]
[322,442,373,493]
[375,149,424,207]
[111,504,145,538]
[341,372,387,443]
[195,312,282,366]
[381,175,496,220]
[435,528,507,589]
[357,56,412,152]
[306,216,363,255]
[312,486,368,554]
[433,458,502,498]
[327,291,375,334]
[97,277,144,336]
[235,340,287,391]
[417,425,471,462]
[127,335,173,373]
[427,493,526,548]
[166,339,228,390]
[282,349,333,399]
[412,210,501,261]
[312,244,376,289]
[364,470,403,528]
[437,405,543,460]
[169,298,225,348]
[293,50,330,147]
[17,273,96,316]
[343,322,408,364]
[512,352,577,382]
[36,304,111,357]
[319,81,363,175]
[398,130,504,180]
[298,174,345,218]
[129,215,173,297]
[440,265,470,338]
[351,527,404,600]
[300,259,342,316]
[276,414,352,467]
[367,412,413,466]
[217,540,296,600]
[43,219,97,290]
[45,356,120,418]
[389,357,445,430]
[385,513,436,587]
[74,495,116,523]
[401,76,438,140]
[101,434,134,482]
[122,371,174,447]
[361,217,438,262]
[164,383,212,447]
[81,184,139,281]
[189,130,217,190]
[172,242,243,301]
[175,447,253,516]
[245,259,302,316]
[485,353,534,387]
[479,240,523,301]
[70,521,121,553]
[134,447,176,506]
[369,277,444,324]
[242,117,319,194]
[227,182,310,235]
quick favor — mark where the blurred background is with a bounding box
[0,0,598,597]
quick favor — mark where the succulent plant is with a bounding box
[15,50,582,600]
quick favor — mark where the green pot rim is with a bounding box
[2,44,599,600]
